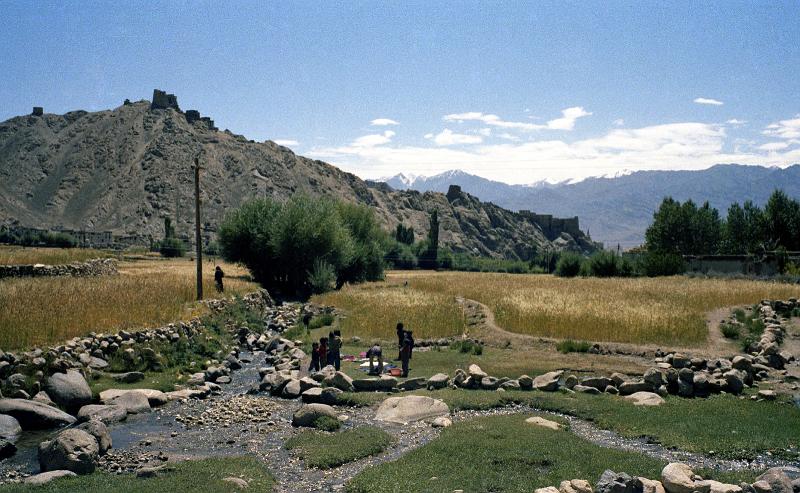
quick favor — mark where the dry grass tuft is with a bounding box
[317,271,800,346]
[0,258,258,350]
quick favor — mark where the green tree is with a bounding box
[394,224,415,245]
[419,210,440,269]
[764,190,800,251]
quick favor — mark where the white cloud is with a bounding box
[763,116,800,140]
[273,139,299,147]
[370,118,399,126]
[613,119,625,126]
[498,133,520,141]
[759,142,789,151]
[694,97,724,106]
[726,119,747,125]
[428,128,483,146]
[477,128,492,137]
[352,130,395,147]
[443,106,591,132]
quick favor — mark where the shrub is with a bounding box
[450,339,483,355]
[638,252,686,277]
[720,323,740,339]
[384,241,417,269]
[218,195,385,296]
[556,339,591,353]
[555,252,584,277]
[312,415,342,432]
[159,237,186,258]
[587,251,620,277]
[308,259,336,295]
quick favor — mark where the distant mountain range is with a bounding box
[383,164,800,248]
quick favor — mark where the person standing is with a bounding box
[400,332,413,377]
[214,266,225,292]
[309,342,321,372]
[318,337,328,369]
[395,322,405,360]
[330,329,342,371]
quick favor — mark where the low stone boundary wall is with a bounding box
[0,258,118,279]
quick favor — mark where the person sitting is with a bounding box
[309,342,321,372]
[367,344,383,375]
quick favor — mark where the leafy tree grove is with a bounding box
[217,195,385,296]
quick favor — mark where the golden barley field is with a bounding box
[0,255,258,350]
[0,245,114,265]
[316,271,800,346]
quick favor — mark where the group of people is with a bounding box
[366,322,415,376]
[309,330,342,372]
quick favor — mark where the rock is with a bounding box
[301,387,341,405]
[375,396,449,424]
[619,381,654,396]
[23,470,78,485]
[561,479,594,493]
[596,470,644,493]
[644,368,665,388]
[723,371,745,395]
[328,371,355,392]
[0,398,76,429]
[696,480,743,493]
[468,364,487,379]
[32,391,56,407]
[99,388,167,407]
[518,375,534,390]
[758,390,777,401]
[537,488,561,493]
[624,392,665,406]
[107,391,151,414]
[563,375,579,389]
[480,376,500,390]
[353,377,397,392]
[75,419,111,455]
[399,377,427,391]
[0,414,21,443]
[533,371,563,391]
[573,385,601,395]
[432,416,452,428]
[215,376,232,384]
[45,370,92,412]
[525,416,561,430]
[639,478,666,493]
[501,379,521,390]
[756,468,794,493]
[427,373,450,390]
[299,377,321,393]
[223,477,250,489]
[77,404,127,424]
[281,379,302,399]
[611,373,628,388]
[582,377,613,392]
[38,428,99,475]
[662,463,710,493]
[752,481,771,493]
[292,404,338,427]
[136,465,172,478]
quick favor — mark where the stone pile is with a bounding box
[528,463,799,493]
[0,258,118,279]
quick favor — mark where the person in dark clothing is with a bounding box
[400,333,413,377]
[318,337,328,368]
[327,331,336,366]
[406,330,415,360]
[309,342,321,372]
[214,266,225,292]
[302,313,312,330]
[395,322,405,360]
[330,330,342,371]
[367,344,383,375]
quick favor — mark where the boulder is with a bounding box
[23,470,78,485]
[32,391,56,407]
[480,376,501,390]
[643,368,665,388]
[0,398,76,430]
[75,419,112,455]
[561,479,594,493]
[468,364,487,379]
[398,377,427,391]
[533,371,563,392]
[427,373,450,390]
[0,414,21,442]
[432,416,452,428]
[327,371,355,392]
[45,370,92,412]
[619,381,654,396]
[99,388,167,407]
[525,416,561,430]
[581,377,613,392]
[538,488,561,493]
[301,387,341,405]
[518,375,534,390]
[755,468,794,493]
[353,377,397,392]
[695,481,742,493]
[723,371,744,395]
[76,405,127,424]
[596,470,644,493]
[298,377,321,393]
[574,385,601,395]
[563,375,579,389]
[38,428,99,475]
[281,379,302,399]
[624,392,665,406]
[106,391,151,414]
[662,463,710,493]
[292,403,338,427]
[639,478,666,493]
[375,396,449,424]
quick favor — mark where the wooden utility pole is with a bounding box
[194,156,203,301]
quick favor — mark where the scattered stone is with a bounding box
[662,463,710,493]
[624,392,665,407]
[23,470,77,485]
[525,416,562,430]
[596,470,644,493]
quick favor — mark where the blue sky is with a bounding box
[2,1,799,183]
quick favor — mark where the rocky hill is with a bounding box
[0,92,597,259]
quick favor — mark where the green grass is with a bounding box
[346,414,754,493]
[338,389,800,461]
[0,457,274,493]
[556,339,591,353]
[286,426,394,469]
[311,415,342,432]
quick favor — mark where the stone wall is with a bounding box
[519,210,581,240]
[0,258,118,280]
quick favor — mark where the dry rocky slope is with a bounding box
[0,92,596,259]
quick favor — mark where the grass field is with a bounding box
[0,245,114,265]
[0,456,274,493]
[316,271,800,345]
[345,413,755,493]
[0,257,258,350]
[286,426,394,468]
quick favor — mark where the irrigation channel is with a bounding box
[0,351,795,492]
